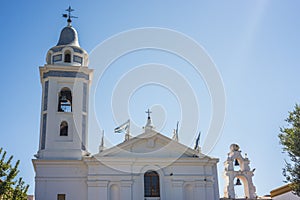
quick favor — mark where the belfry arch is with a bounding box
[223,144,257,199]
[58,87,72,112]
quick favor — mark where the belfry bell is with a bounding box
[234,159,239,166]
[60,95,68,103]
[235,178,242,186]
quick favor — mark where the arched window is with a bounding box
[60,121,68,136]
[110,184,120,200]
[233,158,241,171]
[58,88,72,112]
[64,51,71,63]
[144,171,160,198]
[184,184,193,200]
[233,177,245,198]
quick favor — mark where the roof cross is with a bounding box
[146,109,152,119]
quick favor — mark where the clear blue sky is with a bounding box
[0,0,299,197]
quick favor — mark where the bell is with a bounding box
[234,159,239,166]
[60,95,68,103]
[235,178,242,186]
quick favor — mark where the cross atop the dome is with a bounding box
[146,109,152,119]
[62,6,78,25]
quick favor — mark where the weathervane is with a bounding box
[62,6,78,24]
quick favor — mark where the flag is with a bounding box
[194,131,201,150]
[114,120,130,133]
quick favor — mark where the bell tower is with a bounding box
[35,8,93,160]
[223,144,257,199]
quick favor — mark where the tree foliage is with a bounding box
[0,148,29,200]
[279,104,300,196]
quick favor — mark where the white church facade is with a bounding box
[32,12,221,200]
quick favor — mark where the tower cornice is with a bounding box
[39,65,93,83]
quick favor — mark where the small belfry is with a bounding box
[35,7,93,159]
[223,144,257,199]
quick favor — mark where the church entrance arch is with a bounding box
[144,170,160,200]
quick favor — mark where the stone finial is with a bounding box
[230,143,240,152]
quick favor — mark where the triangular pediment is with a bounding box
[94,129,210,159]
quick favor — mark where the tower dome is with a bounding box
[57,25,80,47]
[46,23,88,66]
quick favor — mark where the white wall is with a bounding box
[273,191,300,200]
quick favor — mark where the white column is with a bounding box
[195,181,206,200]
[212,165,220,199]
[120,180,133,200]
[87,180,108,200]
[205,181,215,200]
[171,180,184,200]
